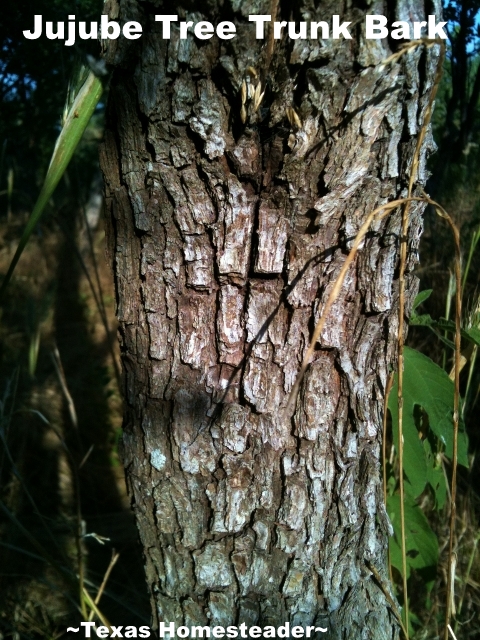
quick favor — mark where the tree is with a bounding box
[441,0,480,160]
[99,1,441,637]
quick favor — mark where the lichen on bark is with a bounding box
[100,1,442,638]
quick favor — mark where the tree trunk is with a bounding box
[100,1,440,637]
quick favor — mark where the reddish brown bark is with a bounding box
[100,1,441,637]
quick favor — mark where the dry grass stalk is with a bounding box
[52,345,78,430]
[287,196,417,412]
[396,39,445,636]
[82,586,111,628]
[447,623,458,640]
[366,559,408,638]
[264,0,280,76]
[421,194,462,640]
[34,345,117,625]
[288,38,463,640]
[382,371,395,589]
[87,550,120,622]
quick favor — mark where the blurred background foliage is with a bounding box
[0,0,150,636]
[1,0,102,196]
[0,0,479,638]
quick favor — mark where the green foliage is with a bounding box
[0,70,103,300]
[387,494,439,579]
[410,313,480,350]
[389,347,468,495]
[387,343,469,578]
[0,0,104,218]
[410,285,480,351]
[411,288,433,311]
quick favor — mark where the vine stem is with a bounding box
[420,195,462,640]
[396,39,445,637]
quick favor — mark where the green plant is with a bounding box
[389,345,469,499]
[0,69,103,302]
[384,275,480,636]
[387,344,469,582]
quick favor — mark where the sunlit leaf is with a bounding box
[388,347,468,500]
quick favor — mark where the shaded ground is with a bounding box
[0,181,150,637]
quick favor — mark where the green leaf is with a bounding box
[388,347,469,500]
[387,494,438,578]
[0,71,103,302]
[464,325,480,347]
[409,313,434,327]
[434,318,478,349]
[412,289,433,311]
[409,315,456,349]
[411,315,480,349]
[424,439,447,510]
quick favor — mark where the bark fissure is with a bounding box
[100,1,442,637]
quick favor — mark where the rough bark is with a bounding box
[99,1,441,638]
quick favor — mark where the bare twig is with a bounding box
[366,559,409,639]
[88,550,120,621]
[382,372,395,588]
[51,345,78,429]
[396,39,445,636]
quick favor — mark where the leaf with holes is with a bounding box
[388,347,468,500]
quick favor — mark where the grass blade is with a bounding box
[0,71,103,302]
